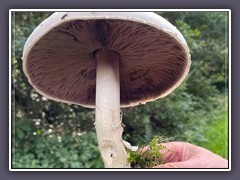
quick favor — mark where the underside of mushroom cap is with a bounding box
[23,12,191,108]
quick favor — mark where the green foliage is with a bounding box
[197,98,228,159]
[12,11,229,168]
[12,117,103,168]
[128,135,172,168]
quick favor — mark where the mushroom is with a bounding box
[22,12,191,168]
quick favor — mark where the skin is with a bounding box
[143,142,228,168]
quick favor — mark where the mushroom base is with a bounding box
[95,48,129,168]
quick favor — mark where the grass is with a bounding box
[198,105,228,159]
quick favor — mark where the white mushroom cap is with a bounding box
[23,12,191,108]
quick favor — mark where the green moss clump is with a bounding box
[127,135,173,168]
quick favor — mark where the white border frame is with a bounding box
[9,9,231,171]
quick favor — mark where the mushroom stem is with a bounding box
[95,48,129,168]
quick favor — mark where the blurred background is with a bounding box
[11,11,229,168]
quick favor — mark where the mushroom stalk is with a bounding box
[95,48,129,168]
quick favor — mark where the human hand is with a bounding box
[147,142,228,168]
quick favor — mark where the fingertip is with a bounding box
[140,146,150,153]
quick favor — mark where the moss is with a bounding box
[127,135,173,168]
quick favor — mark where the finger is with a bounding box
[141,142,194,162]
[140,142,181,163]
[153,155,213,168]
[140,142,183,153]
[158,142,185,162]
[140,146,150,153]
[160,142,202,162]
[153,159,203,168]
